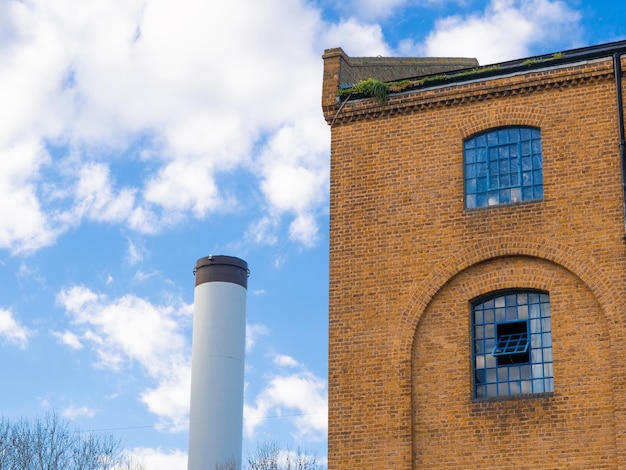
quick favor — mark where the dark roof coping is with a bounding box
[335,52,479,87]
[339,39,626,100]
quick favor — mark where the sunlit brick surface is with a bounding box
[324,49,626,469]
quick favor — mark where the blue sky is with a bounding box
[0,0,623,468]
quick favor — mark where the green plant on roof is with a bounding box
[522,52,565,66]
[337,65,503,103]
[337,78,390,104]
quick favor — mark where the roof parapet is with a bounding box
[322,47,478,121]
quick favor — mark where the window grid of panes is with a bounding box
[472,291,553,399]
[465,127,543,208]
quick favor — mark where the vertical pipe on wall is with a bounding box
[614,53,626,235]
[188,256,249,470]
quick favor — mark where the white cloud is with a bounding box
[139,364,191,432]
[245,216,280,247]
[132,270,159,283]
[62,404,97,420]
[0,308,33,349]
[124,447,187,470]
[246,323,270,352]
[419,0,582,64]
[273,354,300,368]
[244,366,327,442]
[289,213,319,247]
[0,141,56,254]
[51,330,83,350]
[322,18,392,56]
[125,237,147,266]
[56,285,192,426]
[0,0,391,253]
[273,255,288,270]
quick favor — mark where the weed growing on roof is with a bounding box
[338,65,503,104]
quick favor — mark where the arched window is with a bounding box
[464,127,543,208]
[472,290,553,398]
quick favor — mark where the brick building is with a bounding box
[322,41,626,468]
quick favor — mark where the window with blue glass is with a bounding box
[472,291,553,399]
[464,127,543,208]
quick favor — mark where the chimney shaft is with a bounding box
[188,255,248,470]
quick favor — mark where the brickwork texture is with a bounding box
[324,49,626,469]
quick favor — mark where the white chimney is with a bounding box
[188,255,248,470]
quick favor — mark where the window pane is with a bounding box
[506,306,517,320]
[543,348,553,362]
[488,192,499,205]
[475,326,484,339]
[517,304,528,319]
[520,128,531,140]
[484,308,494,323]
[531,334,542,348]
[466,178,477,193]
[544,363,553,377]
[511,187,521,203]
[500,189,511,203]
[495,307,505,322]
[522,187,533,200]
[477,177,487,191]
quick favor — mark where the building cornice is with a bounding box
[325,58,615,125]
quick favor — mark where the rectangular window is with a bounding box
[472,291,553,398]
[465,127,543,209]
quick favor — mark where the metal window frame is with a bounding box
[472,290,553,399]
[491,331,529,356]
[464,127,543,208]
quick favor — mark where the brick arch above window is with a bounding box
[392,236,623,366]
[456,107,546,140]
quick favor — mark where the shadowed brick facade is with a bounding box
[323,42,626,468]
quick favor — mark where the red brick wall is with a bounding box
[326,53,626,469]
